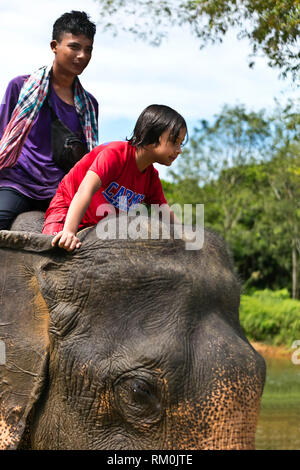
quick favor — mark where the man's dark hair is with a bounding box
[128,104,188,148]
[52,11,96,42]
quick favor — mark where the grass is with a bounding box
[239,289,300,347]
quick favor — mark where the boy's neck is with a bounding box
[51,61,76,104]
[135,146,154,173]
[51,64,76,104]
[52,63,75,88]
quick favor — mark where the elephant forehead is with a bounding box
[74,246,238,310]
[75,227,234,280]
[80,265,239,341]
[40,228,239,310]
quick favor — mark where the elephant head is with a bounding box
[0,212,265,450]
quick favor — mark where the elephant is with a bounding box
[0,211,266,450]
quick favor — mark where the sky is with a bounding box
[0,0,297,179]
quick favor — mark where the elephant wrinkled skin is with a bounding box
[0,212,265,450]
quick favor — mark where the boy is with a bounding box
[0,11,98,230]
[43,104,187,251]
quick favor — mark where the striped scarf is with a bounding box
[0,65,98,170]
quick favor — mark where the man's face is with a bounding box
[51,32,93,76]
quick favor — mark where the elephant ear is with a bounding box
[0,231,53,449]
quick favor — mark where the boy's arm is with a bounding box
[52,170,102,252]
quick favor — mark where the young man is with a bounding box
[0,11,98,230]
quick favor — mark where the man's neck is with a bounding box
[52,62,75,88]
[51,63,75,105]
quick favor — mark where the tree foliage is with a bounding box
[95,0,300,79]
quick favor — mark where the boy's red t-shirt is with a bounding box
[43,141,167,231]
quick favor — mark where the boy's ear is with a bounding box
[50,40,58,53]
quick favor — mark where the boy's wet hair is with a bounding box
[128,104,188,148]
[52,11,96,42]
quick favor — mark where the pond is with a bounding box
[255,354,300,450]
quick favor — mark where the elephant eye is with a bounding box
[131,380,157,406]
[114,377,162,425]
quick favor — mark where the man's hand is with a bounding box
[51,230,81,252]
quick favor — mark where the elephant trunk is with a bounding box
[165,393,261,450]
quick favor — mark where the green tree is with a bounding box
[96,0,300,79]
[266,145,300,297]
[167,101,300,296]
[169,104,271,233]
[261,101,300,297]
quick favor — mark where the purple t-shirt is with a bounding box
[0,75,98,199]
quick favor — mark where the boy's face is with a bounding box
[151,127,186,166]
[51,32,93,77]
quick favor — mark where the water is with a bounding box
[255,355,300,450]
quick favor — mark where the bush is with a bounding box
[240,289,300,346]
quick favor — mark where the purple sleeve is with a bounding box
[0,76,28,139]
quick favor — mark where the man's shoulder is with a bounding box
[1,75,29,108]
[85,90,98,109]
[6,75,29,89]
[3,75,29,98]
[85,90,97,102]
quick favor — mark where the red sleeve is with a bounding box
[88,144,124,186]
[145,167,167,205]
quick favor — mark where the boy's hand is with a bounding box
[51,230,82,252]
